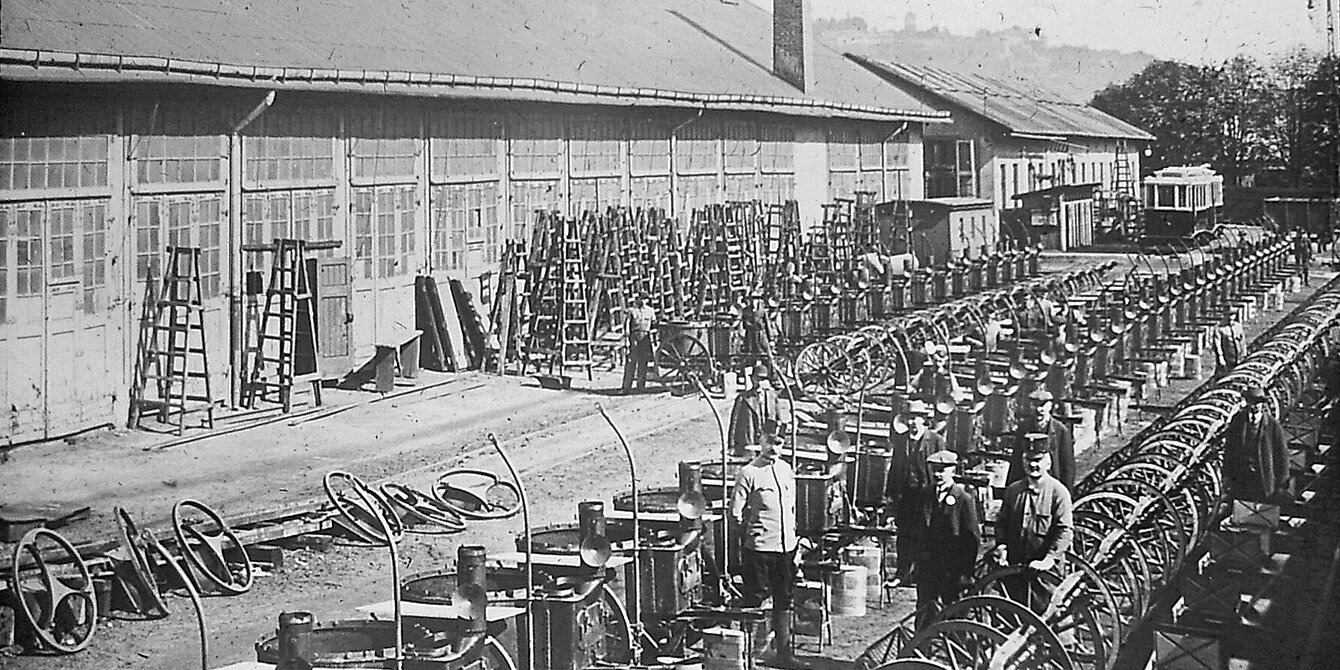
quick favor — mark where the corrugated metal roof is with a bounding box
[849,56,1153,141]
[0,0,949,122]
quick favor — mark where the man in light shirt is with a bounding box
[730,420,809,668]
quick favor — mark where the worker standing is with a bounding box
[728,367,780,457]
[1224,387,1290,503]
[1295,232,1313,286]
[914,450,981,629]
[729,421,810,669]
[886,402,944,586]
[994,440,1074,607]
[1212,312,1246,378]
[622,295,657,394]
[740,295,772,369]
[1007,390,1075,491]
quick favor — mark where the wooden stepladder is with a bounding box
[243,238,323,412]
[129,246,217,435]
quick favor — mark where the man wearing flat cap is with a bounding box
[994,438,1074,605]
[1008,389,1075,491]
[887,401,946,585]
[914,450,980,629]
[1212,312,1246,378]
[1224,387,1290,502]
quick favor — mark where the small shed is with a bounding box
[905,197,997,265]
[1012,183,1099,251]
[1263,197,1340,242]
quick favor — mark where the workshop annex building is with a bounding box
[0,0,948,443]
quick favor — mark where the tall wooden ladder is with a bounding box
[128,246,216,435]
[243,239,323,412]
[1114,142,1142,239]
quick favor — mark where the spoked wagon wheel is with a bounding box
[656,335,715,394]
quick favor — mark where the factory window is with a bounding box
[293,191,338,254]
[676,174,718,217]
[431,182,500,271]
[859,130,883,172]
[629,176,672,211]
[134,195,223,297]
[828,127,860,171]
[883,139,911,202]
[830,172,858,200]
[398,187,416,275]
[723,122,756,175]
[48,205,76,283]
[133,106,225,186]
[725,173,756,201]
[377,190,398,278]
[352,190,374,279]
[431,112,500,181]
[14,206,42,297]
[675,119,720,175]
[758,125,794,173]
[0,136,110,193]
[760,173,795,205]
[570,117,622,177]
[134,200,162,282]
[243,193,289,272]
[510,116,565,177]
[629,119,672,176]
[510,180,561,245]
[571,176,621,215]
[243,110,337,186]
[350,108,420,183]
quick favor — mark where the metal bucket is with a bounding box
[841,545,883,601]
[703,627,747,670]
[795,469,830,537]
[828,565,868,617]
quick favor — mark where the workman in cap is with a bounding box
[728,366,781,457]
[886,401,946,585]
[910,342,962,406]
[740,294,773,369]
[1008,389,1075,491]
[1295,232,1313,286]
[994,438,1074,607]
[1224,387,1290,503]
[622,294,657,394]
[914,450,981,629]
[729,420,810,668]
[1212,312,1246,378]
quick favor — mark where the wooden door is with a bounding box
[313,256,354,376]
[1,204,45,442]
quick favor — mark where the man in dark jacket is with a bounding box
[887,402,945,584]
[1224,387,1290,503]
[1008,389,1075,490]
[915,450,980,629]
[994,440,1073,609]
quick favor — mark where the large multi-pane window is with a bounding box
[135,194,223,296]
[350,108,419,182]
[925,138,975,199]
[675,120,721,176]
[511,116,566,178]
[243,110,337,186]
[0,137,109,192]
[13,206,42,298]
[0,199,110,317]
[510,180,561,245]
[430,113,500,181]
[47,205,76,282]
[884,139,911,201]
[629,119,671,176]
[431,182,501,272]
[133,106,225,186]
[351,185,417,279]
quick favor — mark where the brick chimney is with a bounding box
[773,0,816,92]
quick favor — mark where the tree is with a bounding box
[1091,60,1222,171]
[1295,56,1340,190]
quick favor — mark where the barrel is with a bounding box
[842,545,883,601]
[1185,353,1202,380]
[703,627,747,670]
[828,565,868,617]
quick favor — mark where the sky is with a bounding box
[784,0,1336,63]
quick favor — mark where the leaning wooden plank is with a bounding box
[429,275,471,371]
[450,279,489,368]
[414,277,447,371]
[422,276,461,372]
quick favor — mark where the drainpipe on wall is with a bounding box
[227,91,276,406]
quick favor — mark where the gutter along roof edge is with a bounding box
[0,48,951,123]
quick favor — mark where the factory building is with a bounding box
[850,56,1154,248]
[0,0,949,443]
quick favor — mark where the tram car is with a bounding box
[1141,164,1224,243]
